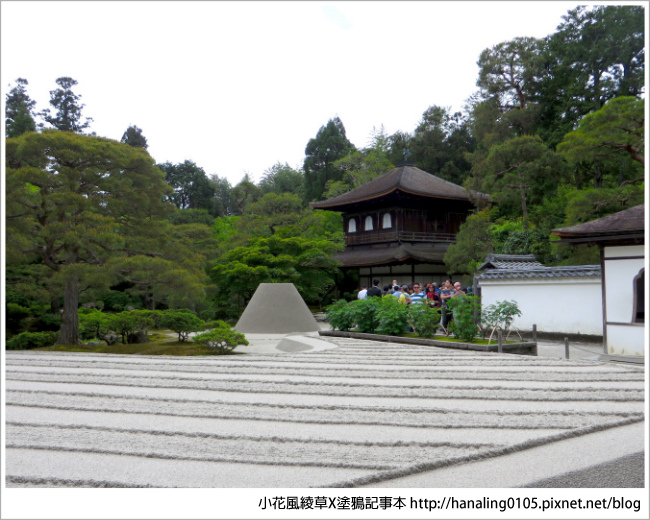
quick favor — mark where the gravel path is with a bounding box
[5,337,645,488]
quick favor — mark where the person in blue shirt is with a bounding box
[410,283,426,305]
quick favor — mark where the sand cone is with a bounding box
[235,283,320,333]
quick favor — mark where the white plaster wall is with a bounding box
[603,248,644,323]
[606,324,645,357]
[479,278,603,335]
[603,244,645,357]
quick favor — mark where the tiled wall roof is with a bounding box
[477,265,601,281]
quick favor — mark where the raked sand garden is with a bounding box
[4,333,645,488]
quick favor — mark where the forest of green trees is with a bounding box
[5,5,645,345]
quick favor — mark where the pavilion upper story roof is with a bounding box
[310,164,487,210]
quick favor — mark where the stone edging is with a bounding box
[318,330,537,356]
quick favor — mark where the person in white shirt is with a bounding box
[357,285,368,299]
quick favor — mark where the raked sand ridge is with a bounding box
[4,334,645,488]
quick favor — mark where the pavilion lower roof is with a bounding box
[334,243,447,267]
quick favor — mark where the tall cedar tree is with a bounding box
[121,125,149,149]
[303,117,355,202]
[39,77,93,133]
[5,78,37,138]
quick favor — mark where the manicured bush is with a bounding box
[350,297,381,333]
[447,295,482,342]
[105,311,155,344]
[160,311,207,342]
[325,299,356,331]
[192,324,248,354]
[6,331,58,350]
[409,304,441,338]
[376,296,409,336]
[79,309,108,340]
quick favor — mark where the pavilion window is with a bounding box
[348,218,357,233]
[365,216,374,231]
[382,213,392,229]
[633,268,644,323]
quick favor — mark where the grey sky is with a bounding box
[3,1,584,185]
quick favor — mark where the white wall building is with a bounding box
[476,255,603,337]
[554,204,645,361]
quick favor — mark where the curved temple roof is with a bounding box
[311,164,487,210]
[553,204,645,243]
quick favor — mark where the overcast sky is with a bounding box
[3,1,587,186]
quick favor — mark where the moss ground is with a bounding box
[34,332,244,356]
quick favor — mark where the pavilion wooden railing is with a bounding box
[345,230,456,245]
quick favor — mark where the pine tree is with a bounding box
[5,78,37,138]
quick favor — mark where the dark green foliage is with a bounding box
[303,117,356,202]
[444,209,495,275]
[209,175,238,217]
[376,297,409,336]
[408,305,441,338]
[349,298,381,333]
[159,160,217,213]
[121,125,148,149]
[408,106,475,184]
[325,299,356,332]
[540,6,645,146]
[104,311,155,344]
[259,163,304,198]
[6,303,31,333]
[6,130,182,344]
[324,127,395,198]
[231,174,262,215]
[447,296,482,342]
[192,324,248,354]
[31,313,62,332]
[39,77,93,133]
[210,234,342,308]
[5,78,37,138]
[6,331,58,350]
[79,310,107,340]
[169,208,215,226]
[99,290,141,312]
[159,311,206,342]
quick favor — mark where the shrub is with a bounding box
[104,311,155,344]
[198,309,216,322]
[6,331,58,350]
[350,297,381,333]
[79,309,108,340]
[6,303,30,332]
[192,324,248,354]
[325,299,356,331]
[33,313,62,332]
[376,296,409,336]
[160,311,207,342]
[409,304,441,338]
[482,300,522,340]
[447,295,482,342]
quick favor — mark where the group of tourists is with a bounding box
[357,279,471,334]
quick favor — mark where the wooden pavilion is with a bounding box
[311,163,486,290]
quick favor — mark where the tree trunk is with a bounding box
[517,169,529,231]
[57,275,80,345]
